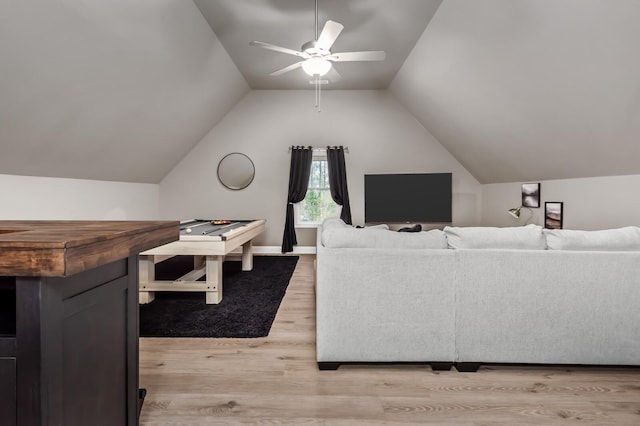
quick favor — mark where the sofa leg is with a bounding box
[455,362,481,372]
[318,362,340,371]
[430,362,453,371]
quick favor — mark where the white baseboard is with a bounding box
[253,246,316,255]
[224,246,316,256]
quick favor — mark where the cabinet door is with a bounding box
[0,358,16,426]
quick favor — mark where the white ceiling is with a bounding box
[1,0,639,185]
[194,0,443,90]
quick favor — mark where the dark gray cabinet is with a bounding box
[0,278,17,426]
[0,357,16,426]
[0,220,178,426]
[7,258,139,426]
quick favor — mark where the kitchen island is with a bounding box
[0,220,179,426]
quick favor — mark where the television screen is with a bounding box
[364,173,452,223]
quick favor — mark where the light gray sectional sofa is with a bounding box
[315,219,640,371]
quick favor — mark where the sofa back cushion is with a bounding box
[444,224,547,250]
[321,218,350,231]
[321,217,389,231]
[322,219,447,249]
[544,226,640,251]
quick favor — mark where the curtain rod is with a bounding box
[288,146,349,153]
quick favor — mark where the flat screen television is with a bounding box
[364,173,452,223]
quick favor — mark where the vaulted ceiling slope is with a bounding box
[3,1,639,186]
[0,0,248,183]
[391,0,640,184]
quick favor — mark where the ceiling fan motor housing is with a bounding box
[302,40,326,56]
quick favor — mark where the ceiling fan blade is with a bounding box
[316,20,344,51]
[270,61,304,76]
[250,41,309,58]
[325,67,342,83]
[328,51,386,62]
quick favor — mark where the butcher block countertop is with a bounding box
[0,220,179,277]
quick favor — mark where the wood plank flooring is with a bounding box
[139,254,640,425]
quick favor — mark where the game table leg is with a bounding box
[205,255,224,304]
[241,240,253,271]
[138,255,156,304]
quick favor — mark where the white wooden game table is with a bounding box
[138,219,266,304]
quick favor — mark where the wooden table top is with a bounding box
[0,220,179,277]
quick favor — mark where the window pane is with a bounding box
[308,158,330,189]
[297,158,339,225]
[300,189,338,223]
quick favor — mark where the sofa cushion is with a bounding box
[444,224,547,250]
[365,224,391,230]
[321,217,350,230]
[544,227,640,251]
[322,224,447,249]
[321,217,389,231]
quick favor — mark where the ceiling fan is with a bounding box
[249,0,386,80]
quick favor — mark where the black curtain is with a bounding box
[281,146,313,253]
[326,146,352,224]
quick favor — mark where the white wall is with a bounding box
[482,174,640,230]
[159,90,482,247]
[0,174,159,220]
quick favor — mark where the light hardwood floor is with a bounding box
[139,254,640,425]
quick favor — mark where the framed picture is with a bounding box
[522,183,540,208]
[545,202,564,229]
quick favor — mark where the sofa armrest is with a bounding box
[316,243,456,362]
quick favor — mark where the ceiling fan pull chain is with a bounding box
[314,76,322,111]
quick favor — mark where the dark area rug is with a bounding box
[139,255,298,338]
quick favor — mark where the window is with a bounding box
[296,156,339,226]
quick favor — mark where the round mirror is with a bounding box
[217,152,255,190]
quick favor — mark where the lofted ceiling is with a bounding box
[194,0,640,183]
[194,0,443,90]
[391,0,640,183]
[0,0,249,183]
[1,0,639,185]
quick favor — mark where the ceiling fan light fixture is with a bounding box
[301,57,331,76]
